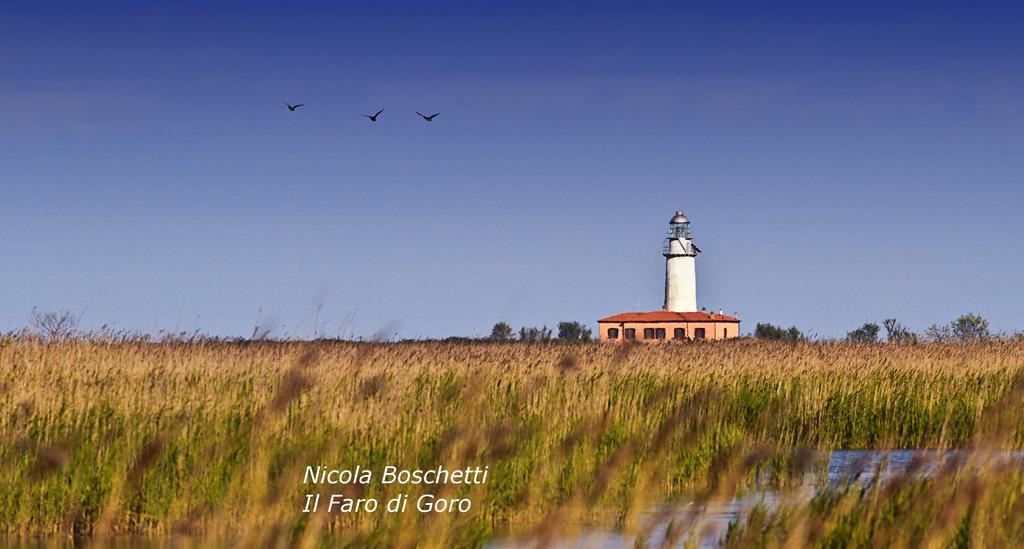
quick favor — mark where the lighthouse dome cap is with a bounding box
[670,211,690,224]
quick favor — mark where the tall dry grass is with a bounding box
[1,338,1023,546]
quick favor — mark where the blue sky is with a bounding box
[2,2,1023,338]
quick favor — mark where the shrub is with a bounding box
[27,309,80,341]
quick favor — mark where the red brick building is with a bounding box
[597,311,740,342]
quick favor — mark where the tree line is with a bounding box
[755,313,993,343]
[488,321,593,342]
[7,309,1007,344]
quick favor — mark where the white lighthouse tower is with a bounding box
[663,211,701,312]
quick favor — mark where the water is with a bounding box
[490,449,1024,548]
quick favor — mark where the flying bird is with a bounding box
[416,111,441,121]
[282,101,305,112]
[362,109,384,122]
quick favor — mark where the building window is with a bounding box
[723,328,728,338]
[624,328,636,340]
[655,328,666,340]
[695,328,706,340]
[607,327,619,340]
[674,327,686,340]
[643,328,655,339]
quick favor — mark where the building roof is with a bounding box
[598,311,740,323]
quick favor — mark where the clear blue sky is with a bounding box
[2,2,1023,339]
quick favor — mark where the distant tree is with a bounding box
[557,321,593,342]
[518,325,552,343]
[437,336,478,344]
[925,323,952,342]
[755,323,803,342]
[951,313,990,341]
[754,323,779,339]
[882,318,917,344]
[926,313,990,342]
[28,309,80,341]
[846,322,880,343]
[489,322,514,341]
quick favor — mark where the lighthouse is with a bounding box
[597,209,737,343]
[663,211,700,312]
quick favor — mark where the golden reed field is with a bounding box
[3,337,1024,547]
